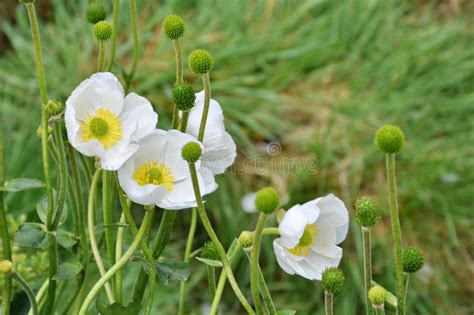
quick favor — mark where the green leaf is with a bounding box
[195,256,223,267]
[53,261,83,280]
[0,178,45,192]
[145,259,189,286]
[36,190,67,226]
[275,310,296,315]
[57,229,78,248]
[15,223,52,249]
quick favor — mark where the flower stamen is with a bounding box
[80,108,122,148]
[288,224,318,256]
[133,161,175,191]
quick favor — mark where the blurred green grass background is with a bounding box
[1,0,473,314]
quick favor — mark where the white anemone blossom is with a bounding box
[273,194,349,280]
[118,129,217,210]
[65,72,157,170]
[184,91,236,176]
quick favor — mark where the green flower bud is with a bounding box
[163,15,185,40]
[181,142,202,163]
[402,246,424,273]
[255,187,279,214]
[0,260,12,273]
[87,2,106,24]
[188,49,214,74]
[173,82,196,111]
[321,267,345,294]
[355,196,380,228]
[19,0,35,3]
[44,99,64,117]
[238,231,253,248]
[36,125,53,138]
[368,286,386,305]
[374,124,405,153]
[201,241,220,261]
[93,21,113,41]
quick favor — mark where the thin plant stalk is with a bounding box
[87,169,115,303]
[207,266,217,299]
[403,272,410,308]
[197,72,211,141]
[373,305,386,315]
[179,111,190,132]
[79,205,155,315]
[257,263,276,314]
[0,129,12,315]
[97,40,106,71]
[188,162,255,314]
[386,153,404,315]
[52,122,68,229]
[28,279,48,315]
[178,207,197,315]
[325,291,333,315]
[102,171,115,281]
[362,227,373,315]
[107,0,119,71]
[250,213,267,315]
[12,272,38,315]
[125,0,138,93]
[24,3,56,313]
[171,39,183,129]
[114,213,127,303]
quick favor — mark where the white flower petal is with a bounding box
[273,239,297,276]
[311,224,341,258]
[74,139,106,157]
[201,131,236,175]
[242,192,257,213]
[120,93,158,141]
[101,143,139,171]
[315,194,349,244]
[300,199,321,224]
[186,91,225,138]
[278,205,308,248]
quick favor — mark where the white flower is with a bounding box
[65,72,157,170]
[184,91,236,175]
[118,129,217,209]
[241,192,257,213]
[273,194,349,280]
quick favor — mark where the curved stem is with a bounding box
[386,153,404,315]
[97,40,106,72]
[114,213,127,303]
[12,272,38,315]
[325,291,333,315]
[188,162,255,314]
[87,169,115,303]
[107,0,119,71]
[178,207,197,315]
[197,72,211,142]
[79,206,154,315]
[251,213,267,315]
[28,278,48,315]
[362,227,372,315]
[125,0,138,93]
[257,263,276,314]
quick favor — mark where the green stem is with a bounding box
[12,272,38,315]
[173,39,183,84]
[325,291,333,315]
[52,122,68,229]
[107,0,119,71]
[97,40,106,72]
[0,129,12,315]
[257,263,276,314]
[79,206,154,315]
[362,227,372,315]
[210,242,242,315]
[87,169,115,303]
[79,155,93,186]
[188,162,255,314]
[197,72,211,142]
[403,272,410,308]
[207,266,217,299]
[28,279,48,315]
[171,107,180,130]
[251,213,267,315]
[178,208,197,315]
[373,305,386,315]
[386,153,404,315]
[262,227,279,236]
[179,111,190,132]
[102,171,115,275]
[125,0,138,93]
[114,213,127,304]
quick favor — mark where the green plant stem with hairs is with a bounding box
[12,271,38,315]
[403,273,410,307]
[114,213,127,304]
[179,111,190,132]
[52,122,68,229]
[250,212,267,315]
[197,72,211,141]
[102,170,116,289]
[87,169,115,303]
[79,205,155,315]
[0,131,12,315]
[257,262,276,314]
[108,0,119,71]
[125,0,138,93]
[171,39,184,129]
[325,291,333,315]
[187,162,255,314]
[24,3,57,313]
[178,207,197,315]
[28,279,48,315]
[97,40,106,71]
[207,266,217,298]
[362,227,373,315]
[386,153,404,315]
[262,227,280,236]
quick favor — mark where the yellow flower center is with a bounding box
[80,108,122,148]
[288,224,318,256]
[133,161,175,191]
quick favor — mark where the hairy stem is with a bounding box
[197,72,211,142]
[362,227,373,315]
[114,213,127,303]
[403,272,410,308]
[52,122,68,229]
[250,213,267,315]
[12,272,38,315]
[107,0,119,71]
[171,39,183,129]
[325,291,333,315]
[102,170,115,283]
[179,111,190,133]
[178,207,197,315]
[97,40,106,72]
[125,0,138,93]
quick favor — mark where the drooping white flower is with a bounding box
[185,91,236,176]
[273,194,349,280]
[118,129,217,209]
[65,72,157,170]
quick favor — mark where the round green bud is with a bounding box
[355,196,380,228]
[93,21,113,41]
[255,187,279,214]
[374,124,405,153]
[163,15,185,40]
[87,2,106,24]
[0,260,13,273]
[238,231,254,248]
[44,99,64,117]
[36,125,53,138]
[188,49,214,74]
[321,267,345,294]
[201,241,220,261]
[402,246,424,273]
[368,286,386,305]
[173,82,196,111]
[181,142,202,163]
